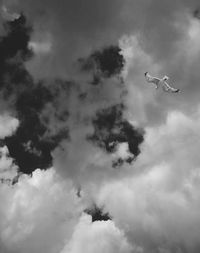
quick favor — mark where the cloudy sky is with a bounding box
[0,0,200,253]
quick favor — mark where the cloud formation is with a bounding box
[97,109,200,253]
[0,168,83,253]
[0,114,19,139]
[61,214,133,253]
[1,0,200,253]
[3,0,199,80]
[0,146,18,183]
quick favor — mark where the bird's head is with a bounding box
[163,75,168,81]
[144,72,148,76]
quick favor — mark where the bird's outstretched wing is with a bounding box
[144,72,160,86]
[163,81,180,93]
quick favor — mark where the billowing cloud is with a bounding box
[0,167,83,253]
[61,214,134,253]
[1,0,200,253]
[97,108,200,253]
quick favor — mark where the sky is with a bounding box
[0,0,200,253]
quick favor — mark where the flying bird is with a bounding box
[144,72,180,93]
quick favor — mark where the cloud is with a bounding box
[0,146,18,183]
[52,101,144,188]
[88,104,144,164]
[78,45,125,85]
[8,0,127,79]
[0,114,19,139]
[1,5,20,21]
[96,108,200,253]
[0,13,145,186]
[120,19,200,126]
[1,1,200,253]
[84,204,111,222]
[0,16,69,173]
[0,167,83,253]
[60,214,135,253]
[4,0,198,80]
[28,40,52,54]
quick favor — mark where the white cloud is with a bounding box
[29,40,52,54]
[96,108,200,253]
[61,214,135,253]
[0,146,18,183]
[0,114,19,139]
[112,142,133,161]
[0,168,83,253]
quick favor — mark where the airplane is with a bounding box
[144,72,180,93]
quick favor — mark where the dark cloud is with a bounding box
[85,204,111,222]
[6,0,199,80]
[4,82,69,173]
[0,15,69,174]
[79,45,125,85]
[7,0,127,79]
[0,14,140,176]
[88,104,144,167]
[4,84,57,174]
[193,8,200,19]
[0,14,32,62]
[0,14,33,98]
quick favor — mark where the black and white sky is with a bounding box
[1,1,200,253]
